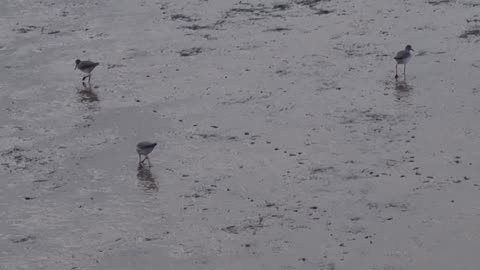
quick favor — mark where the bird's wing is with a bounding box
[394,50,409,60]
[137,142,157,149]
[78,61,99,69]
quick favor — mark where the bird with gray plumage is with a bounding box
[75,59,99,84]
[136,141,157,167]
[394,45,414,79]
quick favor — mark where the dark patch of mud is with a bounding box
[467,17,480,24]
[178,47,206,56]
[180,24,211,30]
[178,19,226,31]
[223,2,292,21]
[106,63,126,69]
[9,235,36,244]
[189,133,239,142]
[184,184,216,199]
[315,9,333,15]
[0,146,52,174]
[294,0,334,15]
[334,108,390,125]
[219,91,272,105]
[171,14,197,22]
[463,2,480,7]
[459,27,480,38]
[307,164,380,183]
[427,0,452,5]
[310,166,337,175]
[226,4,273,17]
[222,216,266,235]
[272,3,291,10]
[12,25,38,34]
[315,80,340,93]
[263,27,291,32]
[294,0,327,8]
[385,202,411,212]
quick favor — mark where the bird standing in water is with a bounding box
[394,45,414,79]
[75,59,99,85]
[136,141,157,167]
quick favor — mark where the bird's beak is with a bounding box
[74,65,77,70]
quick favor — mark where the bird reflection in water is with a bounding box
[75,85,100,127]
[136,164,159,192]
[77,85,99,104]
[394,79,413,104]
[394,79,413,92]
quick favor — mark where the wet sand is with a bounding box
[1,0,480,269]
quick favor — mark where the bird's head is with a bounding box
[74,59,81,70]
[405,45,414,51]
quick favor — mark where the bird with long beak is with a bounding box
[75,59,99,85]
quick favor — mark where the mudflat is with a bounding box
[1,0,480,269]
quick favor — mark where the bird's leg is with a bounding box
[147,156,152,167]
[403,64,406,75]
[138,155,144,168]
[82,75,87,81]
[88,74,91,84]
[141,156,148,163]
[395,64,398,79]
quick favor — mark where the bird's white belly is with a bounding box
[397,55,411,64]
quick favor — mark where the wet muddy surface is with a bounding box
[1,0,480,269]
